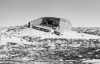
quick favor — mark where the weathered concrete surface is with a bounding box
[28,17,72,33]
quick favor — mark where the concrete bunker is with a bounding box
[28,17,72,34]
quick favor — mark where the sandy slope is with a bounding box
[0,27,100,45]
[11,28,100,39]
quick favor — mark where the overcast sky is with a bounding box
[0,0,100,27]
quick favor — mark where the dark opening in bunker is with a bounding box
[40,17,60,29]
